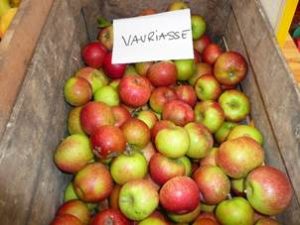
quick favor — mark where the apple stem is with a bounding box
[227,193,232,200]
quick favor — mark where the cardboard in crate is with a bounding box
[0,0,299,224]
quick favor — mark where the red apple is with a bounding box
[98,25,113,50]
[199,147,219,167]
[147,61,177,87]
[159,176,200,214]
[175,85,197,107]
[255,218,280,225]
[217,137,264,178]
[184,122,213,159]
[194,74,222,101]
[139,8,157,16]
[202,43,223,65]
[149,153,185,185]
[162,100,194,126]
[109,184,121,210]
[80,101,115,135]
[135,62,153,76]
[214,51,248,86]
[111,105,131,127]
[194,49,201,63]
[151,120,175,142]
[64,77,92,106]
[119,75,152,107]
[90,125,126,159]
[91,209,130,225]
[245,166,292,215]
[193,212,220,225]
[74,162,113,202]
[54,134,94,174]
[82,42,107,68]
[194,35,211,53]
[57,200,90,224]
[121,118,150,150]
[149,87,177,113]
[103,52,126,79]
[51,215,84,225]
[193,165,230,205]
[188,63,213,86]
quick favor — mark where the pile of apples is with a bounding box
[51,2,292,225]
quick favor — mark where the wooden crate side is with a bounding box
[0,0,54,140]
[231,0,300,207]
[225,11,300,223]
[0,0,88,225]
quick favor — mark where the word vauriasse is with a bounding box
[121,29,191,47]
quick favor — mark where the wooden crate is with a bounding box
[0,0,299,224]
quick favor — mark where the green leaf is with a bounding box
[97,17,112,28]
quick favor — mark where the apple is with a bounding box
[94,85,120,106]
[103,52,127,79]
[214,121,238,144]
[168,1,188,11]
[159,176,200,214]
[111,105,131,127]
[64,182,79,202]
[175,85,197,107]
[214,51,248,86]
[218,89,250,122]
[188,63,212,86]
[194,100,225,133]
[121,118,150,150]
[200,203,216,213]
[119,179,159,221]
[151,120,175,142]
[194,74,222,101]
[64,77,92,106]
[221,83,236,90]
[199,147,218,167]
[57,200,90,224]
[80,101,115,135]
[91,209,130,225]
[216,197,254,225]
[184,122,213,159]
[177,156,192,176]
[245,166,292,215]
[75,67,109,94]
[74,162,113,202]
[124,65,139,76]
[90,125,125,159]
[194,49,201,63]
[135,62,153,76]
[193,212,220,225]
[191,15,206,40]
[82,42,107,68]
[98,25,113,50]
[147,61,177,87]
[175,59,196,81]
[67,107,86,135]
[54,134,94,174]
[119,75,152,107]
[50,215,84,225]
[202,43,223,65]
[193,165,230,204]
[149,87,177,113]
[140,142,156,164]
[138,217,169,225]
[231,178,245,196]
[149,153,185,185]
[139,8,158,16]
[255,218,280,225]
[162,100,194,126]
[194,35,211,54]
[217,137,264,178]
[167,203,201,223]
[227,124,264,145]
[137,110,158,129]
[110,79,121,89]
[110,151,148,184]
[155,125,190,158]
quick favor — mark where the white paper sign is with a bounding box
[112,9,193,64]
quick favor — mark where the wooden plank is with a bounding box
[231,0,300,217]
[0,0,54,140]
[224,11,300,223]
[0,0,88,224]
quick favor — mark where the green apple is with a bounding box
[201,203,216,213]
[194,74,222,101]
[231,178,245,196]
[155,125,190,158]
[175,59,196,81]
[64,182,78,202]
[110,151,148,185]
[119,179,159,221]
[64,77,92,106]
[138,217,169,225]
[137,110,158,129]
[227,124,264,145]
[216,197,254,225]
[168,1,188,11]
[124,65,139,76]
[67,106,86,135]
[168,204,201,223]
[177,156,192,176]
[214,121,238,144]
[135,62,153,76]
[94,85,119,106]
[191,15,206,40]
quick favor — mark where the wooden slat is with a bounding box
[231,0,300,216]
[224,10,300,223]
[0,0,55,140]
[0,0,89,224]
